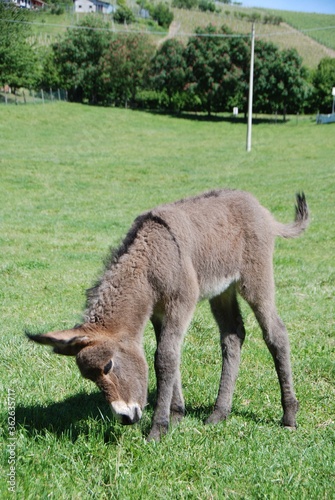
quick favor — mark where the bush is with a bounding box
[114,6,135,24]
[152,2,174,28]
[198,0,215,12]
[135,89,169,109]
[172,0,198,10]
[249,12,262,23]
[263,14,283,25]
[50,5,65,15]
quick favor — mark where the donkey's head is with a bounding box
[27,326,148,425]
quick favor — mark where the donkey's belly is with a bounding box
[199,273,240,300]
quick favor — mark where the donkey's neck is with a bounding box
[84,245,154,338]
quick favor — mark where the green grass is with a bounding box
[275,10,335,51]
[1,103,334,498]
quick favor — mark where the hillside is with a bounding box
[264,9,335,50]
[28,4,335,68]
[170,5,335,68]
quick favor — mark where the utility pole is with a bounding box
[246,23,255,152]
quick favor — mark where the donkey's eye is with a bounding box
[103,359,113,375]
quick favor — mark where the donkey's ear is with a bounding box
[26,328,91,356]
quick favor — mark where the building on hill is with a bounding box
[73,0,116,14]
[4,0,46,8]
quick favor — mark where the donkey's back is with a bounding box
[147,189,308,301]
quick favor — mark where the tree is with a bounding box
[0,3,38,90]
[37,47,61,91]
[152,2,174,29]
[184,25,244,115]
[272,48,311,118]
[113,4,135,24]
[184,28,310,117]
[101,34,154,107]
[251,43,310,118]
[250,40,282,115]
[52,16,111,103]
[218,27,249,112]
[149,39,187,110]
[311,57,335,113]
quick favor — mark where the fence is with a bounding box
[0,88,68,105]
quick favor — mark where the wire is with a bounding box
[0,18,249,37]
[1,17,335,39]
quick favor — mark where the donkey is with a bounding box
[27,189,309,441]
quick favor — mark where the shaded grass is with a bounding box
[0,103,334,498]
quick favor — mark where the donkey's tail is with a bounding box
[275,193,309,239]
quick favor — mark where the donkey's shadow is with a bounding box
[16,390,157,442]
[16,392,116,442]
[16,390,273,443]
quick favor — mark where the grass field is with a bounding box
[273,10,335,51]
[1,103,334,498]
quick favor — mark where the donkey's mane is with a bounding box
[85,210,180,316]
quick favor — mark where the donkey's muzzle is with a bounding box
[120,406,141,425]
[110,401,142,425]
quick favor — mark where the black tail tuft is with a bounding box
[275,192,309,238]
[295,192,309,224]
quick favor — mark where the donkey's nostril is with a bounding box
[121,414,133,425]
[132,405,141,423]
[120,406,141,425]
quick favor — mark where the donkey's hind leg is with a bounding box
[253,308,298,427]
[240,273,299,428]
[206,285,246,425]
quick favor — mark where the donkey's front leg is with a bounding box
[170,376,185,425]
[148,331,184,442]
[148,306,195,442]
[151,315,185,426]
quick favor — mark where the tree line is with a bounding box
[1,5,335,116]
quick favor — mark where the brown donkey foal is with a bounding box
[28,189,309,441]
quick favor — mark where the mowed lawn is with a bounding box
[1,103,334,499]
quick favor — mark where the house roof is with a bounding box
[73,0,116,5]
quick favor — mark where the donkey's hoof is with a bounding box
[205,410,228,425]
[147,422,168,442]
[281,417,297,429]
[281,400,299,429]
[283,425,297,431]
[170,407,185,425]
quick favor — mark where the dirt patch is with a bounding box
[157,21,181,46]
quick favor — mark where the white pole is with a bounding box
[246,23,255,152]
